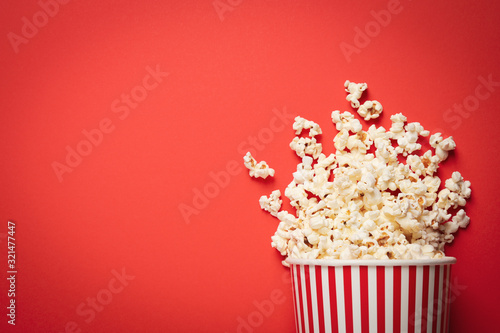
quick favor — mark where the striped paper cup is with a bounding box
[286,257,456,333]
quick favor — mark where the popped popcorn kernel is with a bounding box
[430,133,456,161]
[243,152,275,179]
[290,137,322,158]
[344,80,367,108]
[259,190,282,217]
[331,110,362,133]
[357,100,383,121]
[293,116,322,137]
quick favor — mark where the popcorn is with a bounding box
[293,116,322,137]
[438,171,471,209]
[452,209,470,229]
[357,100,383,121]
[309,215,330,230]
[430,133,456,161]
[344,80,367,108]
[292,156,314,184]
[420,150,441,175]
[388,113,408,140]
[284,181,308,209]
[395,122,430,156]
[243,152,275,179]
[445,171,471,199]
[290,137,322,158]
[259,190,282,217]
[245,81,472,263]
[441,209,470,244]
[333,129,349,151]
[331,111,362,133]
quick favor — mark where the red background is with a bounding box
[1,0,499,332]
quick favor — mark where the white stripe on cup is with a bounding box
[300,265,310,333]
[415,266,423,333]
[427,266,435,333]
[351,266,362,333]
[293,265,302,333]
[309,265,320,333]
[321,266,332,333]
[436,265,444,333]
[335,267,346,333]
[385,266,393,333]
[400,266,409,333]
[368,266,378,332]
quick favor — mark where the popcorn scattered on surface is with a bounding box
[246,81,471,263]
[243,152,275,179]
[344,80,367,108]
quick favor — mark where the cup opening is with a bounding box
[286,256,457,267]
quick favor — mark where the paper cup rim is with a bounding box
[285,256,456,267]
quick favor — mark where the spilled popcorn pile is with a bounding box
[244,81,471,264]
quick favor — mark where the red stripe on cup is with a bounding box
[328,266,339,332]
[438,264,445,332]
[408,266,417,333]
[432,265,441,333]
[447,265,453,333]
[447,265,453,332]
[359,266,370,332]
[308,266,319,333]
[421,265,430,333]
[440,265,446,333]
[441,265,447,333]
[376,266,385,333]
[296,265,306,333]
[343,267,354,333]
[444,265,453,333]
[393,266,402,331]
[351,266,362,332]
[315,266,326,333]
[441,265,451,333]
[425,266,435,333]
[438,265,444,333]
[305,266,314,333]
[413,266,423,332]
[367,266,378,332]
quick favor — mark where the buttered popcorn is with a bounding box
[245,81,472,265]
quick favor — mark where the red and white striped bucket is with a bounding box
[287,257,456,333]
